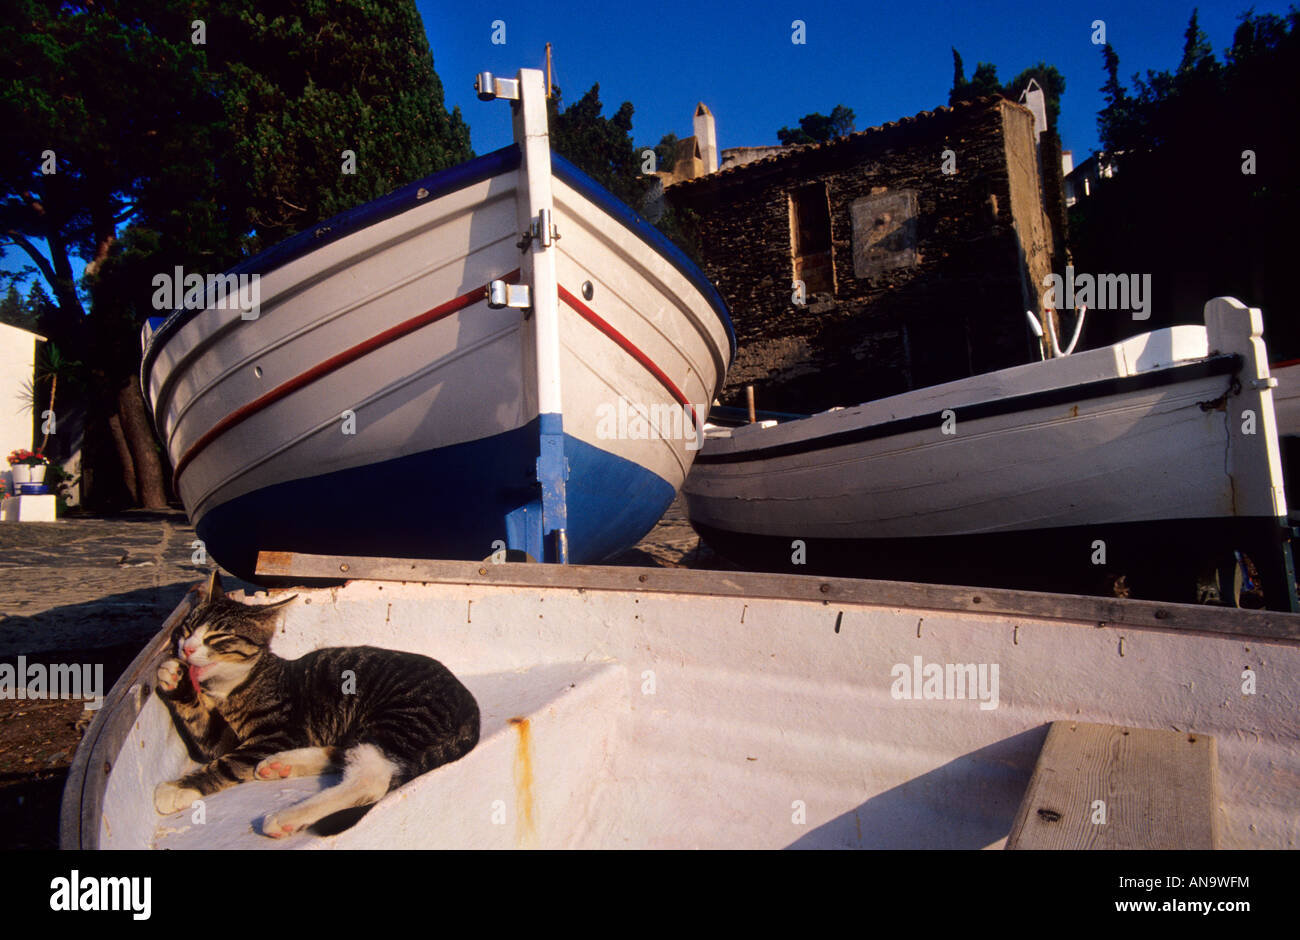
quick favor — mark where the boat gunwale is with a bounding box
[256,552,1300,642]
[694,353,1243,465]
[140,146,524,398]
[59,590,199,850]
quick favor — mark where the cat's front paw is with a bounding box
[154,780,202,815]
[261,811,305,839]
[156,658,184,695]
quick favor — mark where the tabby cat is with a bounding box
[154,572,479,838]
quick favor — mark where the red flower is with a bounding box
[6,449,48,466]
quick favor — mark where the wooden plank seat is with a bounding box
[1006,721,1219,849]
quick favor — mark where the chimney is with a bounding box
[1018,79,1047,141]
[694,102,718,174]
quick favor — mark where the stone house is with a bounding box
[665,96,1065,414]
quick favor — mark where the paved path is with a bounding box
[0,510,219,657]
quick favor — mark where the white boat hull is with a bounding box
[1272,360,1300,438]
[685,298,1295,608]
[142,145,732,578]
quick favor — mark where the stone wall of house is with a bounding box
[720,146,786,170]
[667,98,1055,414]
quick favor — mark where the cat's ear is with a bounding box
[206,570,225,602]
[245,593,297,618]
[239,594,295,642]
[183,571,224,604]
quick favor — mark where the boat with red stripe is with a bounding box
[141,67,733,580]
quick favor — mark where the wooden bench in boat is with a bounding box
[1006,721,1220,849]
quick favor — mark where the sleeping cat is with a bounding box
[153,572,479,838]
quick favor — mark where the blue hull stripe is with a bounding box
[196,419,674,581]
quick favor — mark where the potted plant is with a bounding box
[7,449,49,486]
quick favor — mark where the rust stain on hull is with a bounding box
[508,716,537,848]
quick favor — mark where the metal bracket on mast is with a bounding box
[474,72,520,101]
[487,281,531,309]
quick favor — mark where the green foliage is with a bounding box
[1097,42,1133,151]
[969,63,1002,97]
[17,340,81,408]
[209,0,473,254]
[0,281,54,333]
[548,83,653,211]
[0,285,19,327]
[1076,8,1300,351]
[950,53,1002,106]
[1180,8,1214,72]
[0,0,222,344]
[776,105,856,145]
[949,48,968,104]
[1,0,473,354]
[654,133,680,175]
[1095,8,1297,155]
[948,49,1064,132]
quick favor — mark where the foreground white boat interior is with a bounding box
[65,560,1299,849]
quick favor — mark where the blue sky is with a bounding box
[423,0,1266,161]
[4,0,1274,289]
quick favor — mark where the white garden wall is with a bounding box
[0,321,40,494]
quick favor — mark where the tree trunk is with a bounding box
[117,379,168,509]
[107,412,138,505]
